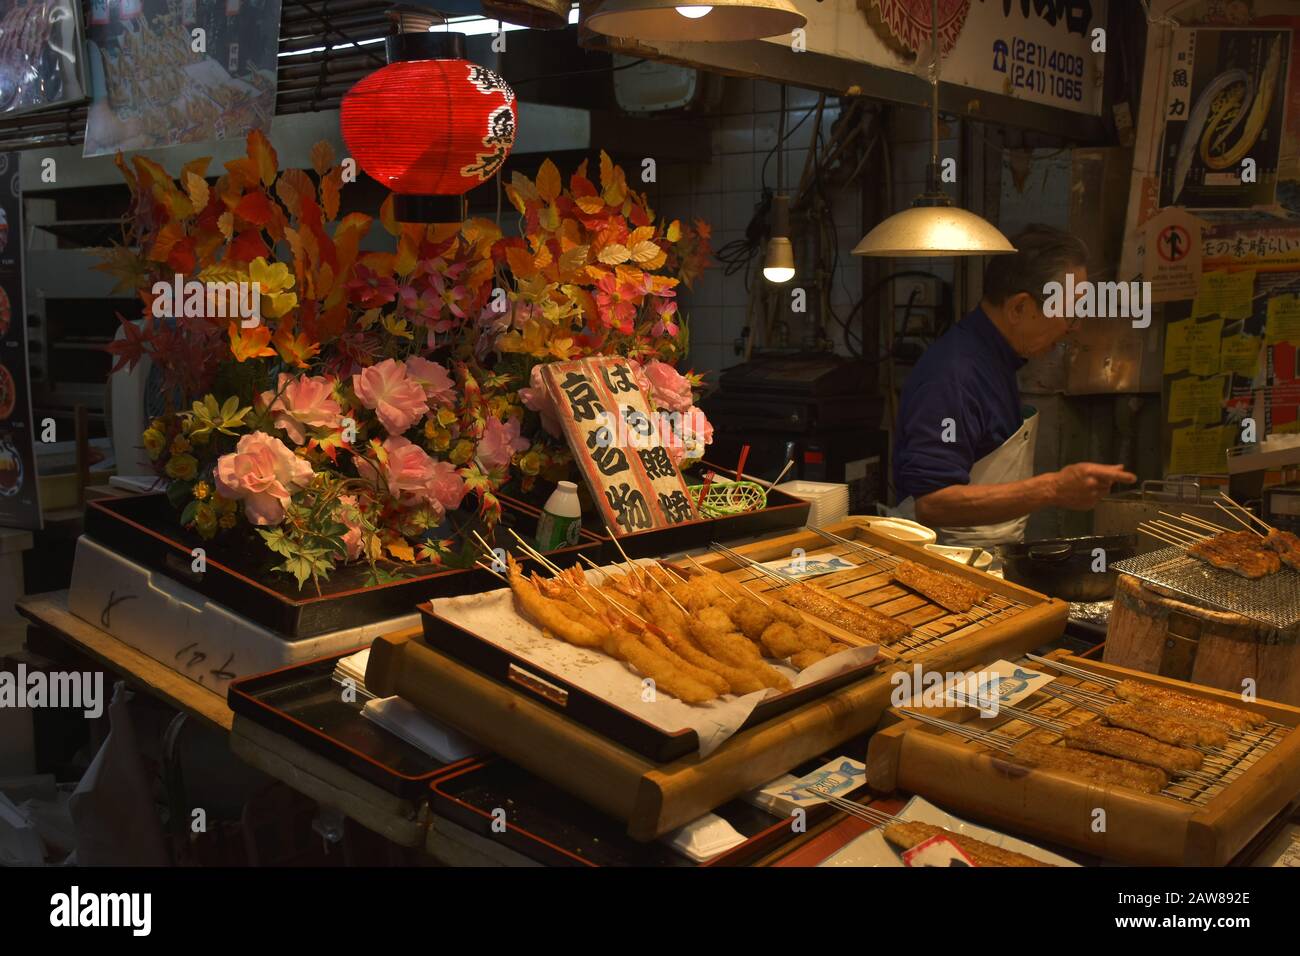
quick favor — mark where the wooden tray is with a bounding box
[366,518,1069,840]
[865,650,1300,866]
[85,493,603,638]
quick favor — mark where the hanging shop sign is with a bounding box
[540,357,700,535]
[862,0,1104,115]
[0,153,42,529]
[82,0,281,157]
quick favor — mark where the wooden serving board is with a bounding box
[865,650,1300,866]
[366,518,1069,840]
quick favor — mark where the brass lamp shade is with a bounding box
[853,202,1017,258]
[585,0,806,42]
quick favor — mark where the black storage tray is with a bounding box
[84,493,603,639]
[428,755,847,866]
[228,650,480,799]
[418,601,878,763]
[504,462,810,562]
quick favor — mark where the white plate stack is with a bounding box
[777,480,850,526]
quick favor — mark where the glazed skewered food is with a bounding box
[1004,739,1170,794]
[1061,723,1203,774]
[1265,528,1300,571]
[775,581,911,643]
[1186,530,1280,579]
[1102,702,1230,749]
[1114,679,1266,731]
[891,560,990,613]
[882,821,1054,867]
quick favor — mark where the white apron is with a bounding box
[888,408,1040,548]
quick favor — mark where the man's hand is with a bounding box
[1050,463,1137,510]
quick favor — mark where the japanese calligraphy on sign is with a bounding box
[540,358,700,534]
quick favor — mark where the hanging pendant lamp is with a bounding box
[584,0,806,43]
[853,0,1013,258]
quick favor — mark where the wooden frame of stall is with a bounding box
[865,651,1300,866]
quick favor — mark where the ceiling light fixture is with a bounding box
[853,0,1014,258]
[585,0,804,42]
[764,85,795,284]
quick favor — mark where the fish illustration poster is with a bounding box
[1159,28,1292,211]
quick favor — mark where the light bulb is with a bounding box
[675,5,713,18]
[763,236,795,284]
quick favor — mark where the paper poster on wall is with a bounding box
[82,0,280,157]
[0,0,88,118]
[0,153,42,529]
[1159,28,1291,210]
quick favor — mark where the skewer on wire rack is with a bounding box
[806,524,1028,621]
[897,709,1208,800]
[707,541,940,653]
[1024,653,1283,738]
[940,690,1224,786]
[1158,511,1231,535]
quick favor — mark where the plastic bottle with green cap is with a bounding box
[534,480,583,551]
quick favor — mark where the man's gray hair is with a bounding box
[983,224,1089,306]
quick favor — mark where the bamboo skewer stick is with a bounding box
[1220,494,1274,533]
[602,522,647,583]
[1167,511,1230,534]
[1213,500,1266,537]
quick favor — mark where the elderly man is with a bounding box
[891,224,1135,547]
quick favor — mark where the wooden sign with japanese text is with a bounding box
[540,357,699,535]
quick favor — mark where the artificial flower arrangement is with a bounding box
[101,130,714,588]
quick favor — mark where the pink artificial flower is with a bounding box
[334,494,365,561]
[519,364,562,437]
[642,359,693,413]
[477,416,530,472]
[214,432,314,526]
[357,436,467,516]
[352,358,429,435]
[655,405,714,467]
[261,373,343,445]
[404,356,455,408]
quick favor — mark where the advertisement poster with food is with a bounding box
[1159,28,1292,210]
[0,151,40,528]
[0,0,87,118]
[82,0,280,157]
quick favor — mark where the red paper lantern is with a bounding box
[341,40,517,221]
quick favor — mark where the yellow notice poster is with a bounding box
[1168,376,1225,424]
[1169,424,1233,475]
[1164,318,1192,374]
[1219,335,1261,376]
[1266,295,1300,345]
[1187,319,1223,376]
[1191,270,1255,320]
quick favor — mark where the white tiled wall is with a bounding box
[651,77,863,382]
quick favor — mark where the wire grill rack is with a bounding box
[982,658,1288,807]
[711,531,1029,660]
[1112,546,1300,629]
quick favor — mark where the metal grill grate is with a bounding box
[1112,546,1300,629]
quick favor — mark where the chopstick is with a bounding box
[1213,500,1266,537]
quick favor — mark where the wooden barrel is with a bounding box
[1104,574,1300,705]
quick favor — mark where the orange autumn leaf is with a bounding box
[224,156,260,190]
[535,159,561,203]
[310,140,335,176]
[166,236,197,274]
[386,540,416,563]
[248,129,278,187]
[148,221,185,263]
[275,168,312,219]
[320,168,341,223]
[379,195,398,236]
[228,322,275,362]
[235,191,274,227]
[506,245,539,279]
[273,324,321,368]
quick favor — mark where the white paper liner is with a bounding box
[429,561,879,757]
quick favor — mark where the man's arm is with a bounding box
[914,463,1137,528]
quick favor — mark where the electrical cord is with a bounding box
[509,57,647,89]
